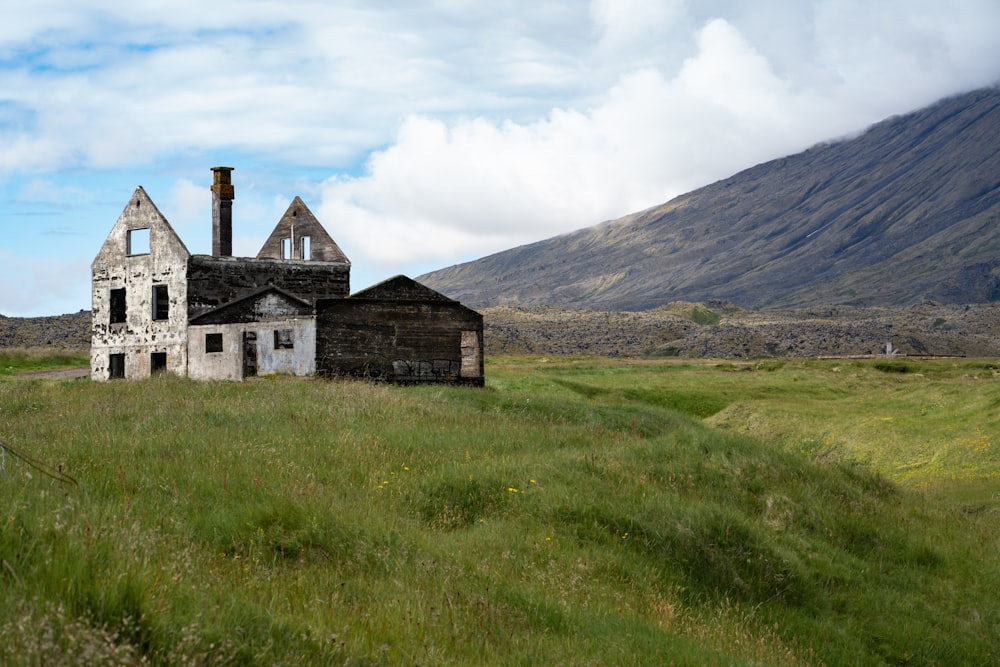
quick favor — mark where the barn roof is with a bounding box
[350,275,456,302]
[189,286,313,325]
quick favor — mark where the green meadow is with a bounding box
[0,353,997,665]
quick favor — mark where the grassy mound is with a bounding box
[0,357,996,664]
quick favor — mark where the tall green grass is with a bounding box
[0,348,89,375]
[0,357,997,665]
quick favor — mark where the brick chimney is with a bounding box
[211,167,235,256]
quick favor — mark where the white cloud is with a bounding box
[311,3,1000,281]
[14,178,91,206]
[315,16,882,275]
[592,0,687,55]
[0,250,90,317]
[164,179,207,235]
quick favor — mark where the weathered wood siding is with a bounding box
[186,255,349,320]
[316,299,483,385]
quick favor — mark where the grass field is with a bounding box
[0,353,997,665]
[0,348,90,376]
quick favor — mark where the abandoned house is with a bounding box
[90,167,484,385]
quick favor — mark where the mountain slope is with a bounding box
[419,87,1000,310]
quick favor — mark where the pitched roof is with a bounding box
[92,186,190,268]
[189,286,313,325]
[349,275,456,302]
[256,197,350,264]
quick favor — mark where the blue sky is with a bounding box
[2,0,999,316]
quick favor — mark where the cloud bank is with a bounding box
[317,4,1000,276]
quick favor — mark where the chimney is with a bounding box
[211,166,235,256]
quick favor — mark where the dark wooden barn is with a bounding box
[315,275,484,386]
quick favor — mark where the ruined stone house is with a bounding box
[90,167,484,385]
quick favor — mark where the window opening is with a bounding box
[274,329,294,349]
[110,288,126,324]
[127,228,150,255]
[109,353,125,379]
[301,236,311,260]
[205,333,223,353]
[243,332,257,378]
[152,285,169,320]
[281,238,291,259]
[151,352,167,374]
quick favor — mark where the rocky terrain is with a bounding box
[482,302,1000,359]
[0,311,91,352]
[2,303,997,360]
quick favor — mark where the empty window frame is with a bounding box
[152,285,169,320]
[127,228,150,256]
[110,288,126,324]
[109,353,125,379]
[151,352,167,374]
[205,333,223,353]
[274,329,294,350]
[301,236,311,260]
[281,238,291,259]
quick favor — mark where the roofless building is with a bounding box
[90,168,484,385]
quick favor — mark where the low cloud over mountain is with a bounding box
[420,87,1000,311]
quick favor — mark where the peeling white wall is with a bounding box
[256,318,316,377]
[91,188,190,381]
[187,318,315,381]
[186,322,245,381]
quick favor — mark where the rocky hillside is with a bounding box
[2,304,998,360]
[0,311,91,352]
[420,87,1000,312]
[483,302,1000,359]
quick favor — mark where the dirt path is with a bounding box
[15,367,91,380]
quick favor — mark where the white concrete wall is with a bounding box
[186,322,245,381]
[187,318,315,381]
[91,188,190,381]
[256,318,316,377]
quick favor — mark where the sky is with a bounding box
[2,1,999,317]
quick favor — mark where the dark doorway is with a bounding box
[242,332,258,378]
[151,352,167,374]
[109,353,125,379]
[110,288,126,324]
[153,285,169,320]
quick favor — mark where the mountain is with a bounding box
[419,87,1000,311]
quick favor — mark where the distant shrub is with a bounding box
[689,307,721,326]
[873,361,912,373]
